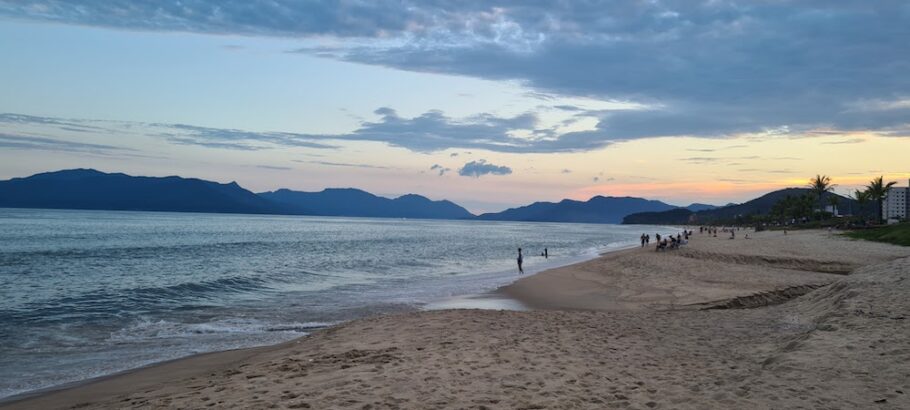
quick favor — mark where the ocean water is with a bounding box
[0,208,675,399]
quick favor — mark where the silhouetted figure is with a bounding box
[517,248,524,274]
[641,234,646,247]
[544,248,548,259]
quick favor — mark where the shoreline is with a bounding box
[5,229,910,408]
[0,233,651,405]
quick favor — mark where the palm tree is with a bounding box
[853,189,870,220]
[808,174,834,213]
[866,176,897,224]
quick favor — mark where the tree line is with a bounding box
[768,175,898,226]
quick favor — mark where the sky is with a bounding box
[1,1,909,213]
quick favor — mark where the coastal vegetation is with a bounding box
[866,176,898,225]
[622,174,902,228]
[845,223,910,246]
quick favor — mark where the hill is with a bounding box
[622,188,859,225]
[477,196,679,224]
[0,169,475,219]
[0,169,279,214]
[622,208,694,225]
[685,203,718,212]
[258,188,474,219]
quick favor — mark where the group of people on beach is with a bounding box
[651,230,692,251]
[519,224,753,273]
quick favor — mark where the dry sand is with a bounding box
[4,229,910,409]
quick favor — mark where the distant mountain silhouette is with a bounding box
[477,196,679,224]
[685,203,718,212]
[622,208,695,225]
[622,188,858,224]
[258,188,473,219]
[0,169,475,219]
[8,169,859,226]
[0,169,279,214]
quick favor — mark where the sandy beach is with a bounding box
[4,229,910,409]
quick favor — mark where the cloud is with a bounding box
[297,160,389,169]
[430,164,451,176]
[0,132,131,155]
[305,107,612,153]
[155,123,338,150]
[312,2,910,140]
[5,3,910,141]
[458,159,512,178]
[255,165,292,170]
[738,168,798,174]
[0,1,440,37]
[561,169,572,174]
[1,113,338,151]
[1,110,611,154]
[0,113,108,132]
[681,157,722,164]
[821,138,865,145]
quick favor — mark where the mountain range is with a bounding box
[0,169,279,214]
[621,188,862,225]
[477,197,712,224]
[0,169,723,223]
[260,188,473,219]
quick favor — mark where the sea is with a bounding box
[0,208,676,399]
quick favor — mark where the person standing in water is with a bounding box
[544,248,548,259]
[517,248,524,274]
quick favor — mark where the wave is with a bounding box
[0,240,295,262]
[1,274,304,325]
[107,318,333,342]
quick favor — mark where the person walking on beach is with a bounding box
[517,248,524,274]
[544,248,548,259]
[641,234,646,247]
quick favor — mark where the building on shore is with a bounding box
[883,179,910,224]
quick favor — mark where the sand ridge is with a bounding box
[4,229,910,409]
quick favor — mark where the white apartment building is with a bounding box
[883,179,910,223]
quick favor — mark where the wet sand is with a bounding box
[4,229,910,409]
